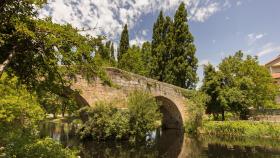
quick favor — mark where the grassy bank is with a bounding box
[201,121,280,139]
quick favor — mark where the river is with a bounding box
[40,121,280,158]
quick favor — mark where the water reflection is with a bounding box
[40,121,280,158]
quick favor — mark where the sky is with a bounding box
[39,0,280,84]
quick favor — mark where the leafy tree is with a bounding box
[117,24,129,61]
[0,73,76,157]
[169,2,198,88]
[201,64,226,120]
[0,1,103,100]
[201,51,279,120]
[118,45,147,76]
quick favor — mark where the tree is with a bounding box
[150,11,167,81]
[141,41,152,77]
[169,2,198,88]
[150,4,198,89]
[201,64,226,120]
[118,45,147,76]
[0,1,104,101]
[117,24,129,61]
[201,51,279,120]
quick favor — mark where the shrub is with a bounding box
[77,90,162,141]
[127,91,162,140]
[77,102,130,141]
[22,138,77,158]
[183,91,208,135]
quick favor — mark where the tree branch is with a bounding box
[0,46,16,78]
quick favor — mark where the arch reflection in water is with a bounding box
[155,96,184,130]
[40,122,280,158]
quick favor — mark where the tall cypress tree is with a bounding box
[150,11,167,81]
[118,24,129,61]
[171,2,198,88]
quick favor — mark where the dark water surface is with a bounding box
[40,121,280,158]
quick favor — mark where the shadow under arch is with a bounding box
[155,96,184,130]
[63,87,90,107]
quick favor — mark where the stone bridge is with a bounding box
[71,67,189,129]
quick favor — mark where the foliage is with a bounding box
[201,51,279,120]
[202,121,280,139]
[150,11,168,82]
[22,138,77,158]
[166,3,198,88]
[150,3,198,88]
[127,91,162,140]
[0,73,44,143]
[0,0,106,102]
[118,24,129,61]
[37,89,79,118]
[0,73,76,158]
[141,41,153,77]
[183,91,209,134]
[118,45,148,76]
[77,91,161,141]
[77,102,130,141]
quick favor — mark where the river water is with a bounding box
[40,121,280,158]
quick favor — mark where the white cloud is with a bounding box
[142,29,148,36]
[190,2,220,22]
[257,43,280,57]
[131,36,147,46]
[225,16,230,20]
[199,59,210,66]
[236,1,242,6]
[38,0,230,41]
[247,33,266,45]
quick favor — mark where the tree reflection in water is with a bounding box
[40,121,280,158]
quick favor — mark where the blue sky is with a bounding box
[39,0,280,83]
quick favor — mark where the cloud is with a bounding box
[199,59,210,66]
[257,43,280,57]
[236,1,242,6]
[190,2,220,22]
[131,36,147,46]
[247,33,266,45]
[38,0,230,42]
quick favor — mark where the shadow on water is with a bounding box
[40,121,280,158]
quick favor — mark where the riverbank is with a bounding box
[201,121,280,139]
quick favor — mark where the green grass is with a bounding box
[202,121,280,139]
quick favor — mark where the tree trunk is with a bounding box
[0,47,16,77]
[221,109,225,121]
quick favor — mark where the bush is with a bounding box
[127,91,162,140]
[22,138,77,158]
[77,102,130,141]
[77,90,162,141]
[183,91,208,135]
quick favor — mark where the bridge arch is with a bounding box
[71,67,187,130]
[155,96,184,129]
